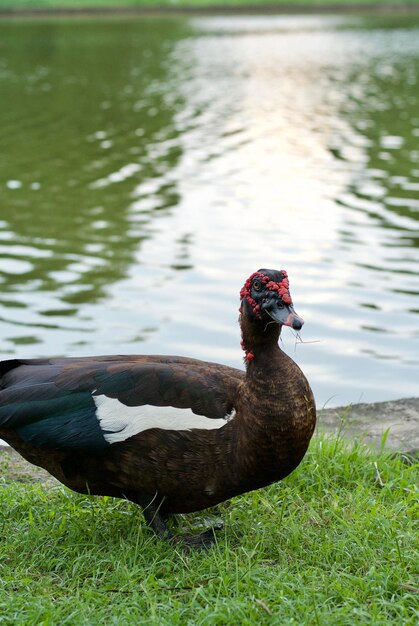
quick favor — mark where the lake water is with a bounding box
[0,13,418,409]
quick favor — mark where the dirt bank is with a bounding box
[318,397,419,455]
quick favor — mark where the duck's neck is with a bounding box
[240,312,281,364]
[235,312,316,488]
[239,311,312,422]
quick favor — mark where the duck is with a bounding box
[0,268,316,549]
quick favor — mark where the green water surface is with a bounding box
[0,13,418,406]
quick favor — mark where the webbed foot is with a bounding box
[172,527,217,551]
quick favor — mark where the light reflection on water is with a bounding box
[0,14,418,408]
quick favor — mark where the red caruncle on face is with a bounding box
[240,270,292,316]
[239,269,293,362]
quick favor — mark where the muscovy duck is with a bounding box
[0,268,316,548]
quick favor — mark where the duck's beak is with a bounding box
[265,301,304,331]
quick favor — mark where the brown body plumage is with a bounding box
[0,269,316,548]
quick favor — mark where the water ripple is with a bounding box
[0,15,418,406]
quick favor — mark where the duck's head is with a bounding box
[239,268,304,361]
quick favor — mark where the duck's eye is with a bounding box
[253,280,262,291]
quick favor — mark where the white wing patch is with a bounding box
[92,394,234,444]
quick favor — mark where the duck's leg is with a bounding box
[125,492,173,540]
[125,492,217,550]
[142,501,175,541]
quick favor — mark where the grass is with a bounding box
[1,0,418,12]
[0,436,418,625]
